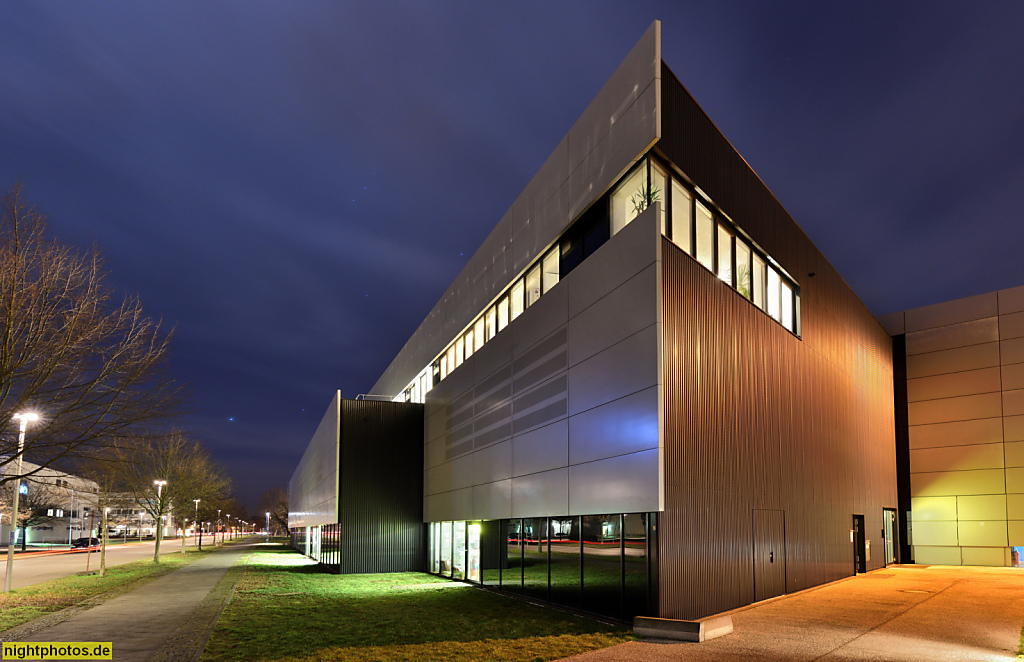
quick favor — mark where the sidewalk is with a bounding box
[563,564,1024,661]
[4,541,254,662]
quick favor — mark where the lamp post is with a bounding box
[4,412,39,593]
[153,480,167,563]
[216,509,221,545]
[266,511,270,536]
[226,514,231,541]
[193,499,201,550]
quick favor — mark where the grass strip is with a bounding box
[0,548,216,633]
[201,543,632,662]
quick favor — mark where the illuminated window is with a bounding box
[781,280,794,332]
[497,295,509,331]
[752,254,765,310]
[610,162,647,235]
[671,180,692,254]
[485,306,496,341]
[736,238,752,300]
[542,248,559,294]
[717,223,733,284]
[652,162,667,233]
[474,318,484,352]
[463,329,474,360]
[695,202,714,270]
[767,267,781,322]
[510,280,524,320]
[525,264,541,307]
[454,337,464,368]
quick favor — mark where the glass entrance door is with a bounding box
[883,508,897,565]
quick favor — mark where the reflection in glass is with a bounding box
[717,224,733,285]
[440,521,453,578]
[542,249,559,294]
[504,519,523,593]
[582,515,621,619]
[549,516,581,609]
[671,180,692,254]
[430,522,440,573]
[453,521,466,580]
[511,281,524,321]
[523,518,549,600]
[695,202,714,270]
[736,238,752,300]
[526,265,541,308]
[752,254,765,310]
[623,513,648,618]
[610,161,647,235]
[467,522,481,582]
[481,520,502,586]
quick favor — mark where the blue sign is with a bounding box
[18,483,27,495]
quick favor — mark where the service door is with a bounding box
[883,508,897,565]
[853,514,866,573]
[753,509,786,602]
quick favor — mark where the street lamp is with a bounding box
[193,499,201,550]
[216,509,221,545]
[266,511,270,536]
[226,514,231,541]
[4,412,39,593]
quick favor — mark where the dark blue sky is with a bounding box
[2,2,1023,506]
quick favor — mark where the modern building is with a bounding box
[290,21,899,622]
[881,285,1024,568]
[0,457,99,545]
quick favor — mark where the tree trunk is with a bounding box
[19,525,26,551]
[153,520,162,563]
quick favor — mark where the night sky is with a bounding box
[3,2,1023,507]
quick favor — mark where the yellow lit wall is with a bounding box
[881,285,1024,566]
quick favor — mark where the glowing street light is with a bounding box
[266,511,270,536]
[4,412,39,593]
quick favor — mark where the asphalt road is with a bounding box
[0,536,219,590]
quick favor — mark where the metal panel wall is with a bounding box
[660,234,896,619]
[288,392,340,529]
[338,399,425,573]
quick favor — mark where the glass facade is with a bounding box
[397,151,802,404]
[429,513,656,621]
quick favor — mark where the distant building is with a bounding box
[291,21,898,622]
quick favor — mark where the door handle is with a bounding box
[770,551,774,563]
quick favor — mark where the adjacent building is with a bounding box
[291,21,900,622]
[881,286,1024,568]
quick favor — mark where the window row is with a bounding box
[610,157,800,334]
[428,514,654,621]
[397,152,801,404]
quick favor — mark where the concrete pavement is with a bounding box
[4,541,254,661]
[564,565,1024,661]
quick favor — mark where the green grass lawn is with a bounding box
[201,543,632,662]
[0,547,212,632]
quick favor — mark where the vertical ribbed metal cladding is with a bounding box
[892,335,911,564]
[338,399,425,574]
[660,235,896,619]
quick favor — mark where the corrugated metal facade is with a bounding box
[337,399,425,573]
[657,62,897,620]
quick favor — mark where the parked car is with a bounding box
[71,537,100,548]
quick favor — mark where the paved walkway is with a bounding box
[565,565,1024,661]
[6,541,254,661]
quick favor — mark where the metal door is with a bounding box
[753,509,786,602]
[853,514,866,573]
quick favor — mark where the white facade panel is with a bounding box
[288,391,340,528]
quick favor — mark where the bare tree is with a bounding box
[115,433,230,562]
[258,487,288,535]
[0,184,182,487]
